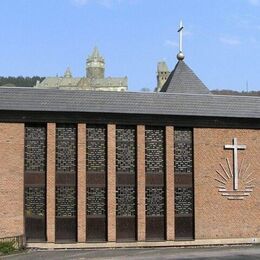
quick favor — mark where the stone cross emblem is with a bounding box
[215,138,254,200]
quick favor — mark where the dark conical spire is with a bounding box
[160,60,210,94]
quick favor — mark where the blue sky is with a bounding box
[0,0,260,91]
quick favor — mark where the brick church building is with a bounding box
[0,51,259,247]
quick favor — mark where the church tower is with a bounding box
[155,61,170,92]
[86,47,105,79]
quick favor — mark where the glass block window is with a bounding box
[175,187,193,215]
[87,125,106,173]
[56,124,77,174]
[56,186,77,217]
[116,186,136,216]
[145,187,165,216]
[174,127,194,239]
[116,126,136,174]
[87,187,106,216]
[25,125,46,173]
[116,125,137,240]
[174,128,193,174]
[25,187,45,216]
[145,126,165,174]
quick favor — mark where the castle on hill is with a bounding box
[35,47,128,92]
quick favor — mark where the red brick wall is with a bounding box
[137,125,145,241]
[166,126,174,240]
[77,124,86,242]
[0,123,24,238]
[194,128,260,239]
[107,124,116,241]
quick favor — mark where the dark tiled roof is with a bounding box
[160,61,210,94]
[0,87,259,119]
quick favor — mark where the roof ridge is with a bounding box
[1,87,260,99]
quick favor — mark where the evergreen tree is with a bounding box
[0,76,45,87]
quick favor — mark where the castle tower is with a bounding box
[86,47,105,79]
[155,61,170,92]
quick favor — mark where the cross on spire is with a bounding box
[177,20,185,61]
[178,20,184,52]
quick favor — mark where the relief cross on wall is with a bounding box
[215,138,255,200]
[224,138,246,190]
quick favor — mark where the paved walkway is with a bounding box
[3,245,260,260]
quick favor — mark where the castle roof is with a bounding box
[34,77,81,89]
[64,67,72,78]
[160,60,210,94]
[87,47,104,63]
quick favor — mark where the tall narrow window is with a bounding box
[174,128,194,240]
[145,126,165,240]
[116,125,136,241]
[55,124,77,241]
[24,124,46,241]
[86,125,107,241]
